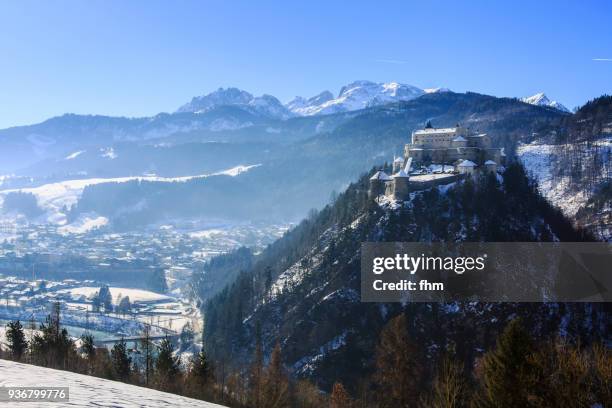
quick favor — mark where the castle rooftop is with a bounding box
[391,169,410,178]
[370,171,392,181]
[458,159,477,167]
[413,127,457,135]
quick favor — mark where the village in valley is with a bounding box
[0,221,289,358]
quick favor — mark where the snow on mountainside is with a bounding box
[517,142,586,216]
[521,92,570,112]
[0,164,260,227]
[0,360,225,408]
[518,137,612,240]
[423,87,451,94]
[285,91,335,116]
[177,87,293,119]
[286,80,426,116]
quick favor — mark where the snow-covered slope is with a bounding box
[423,87,451,94]
[517,142,586,216]
[177,87,293,119]
[521,92,570,112]
[0,164,260,227]
[0,360,225,408]
[285,91,335,116]
[286,80,425,116]
[518,138,611,240]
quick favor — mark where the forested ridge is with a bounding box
[198,162,607,405]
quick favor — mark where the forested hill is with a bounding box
[199,163,605,391]
[554,94,612,143]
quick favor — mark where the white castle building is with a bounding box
[369,122,505,201]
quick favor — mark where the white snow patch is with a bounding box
[0,360,225,407]
[57,215,108,235]
[216,164,261,177]
[58,287,171,304]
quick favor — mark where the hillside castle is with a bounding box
[370,123,505,201]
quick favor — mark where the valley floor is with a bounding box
[0,360,226,408]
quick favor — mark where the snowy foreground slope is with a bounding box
[0,360,226,408]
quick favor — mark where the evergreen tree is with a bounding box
[5,320,27,361]
[30,314,76,369]
[478,318,537,407]
[187,350,213,387]
[97,285,113,312]
[140,324,154,386]
[111,337,132,382]
[92,347,114,380]
[261,342,290,408]
[527,340,610,407]
[591,343,612,406]
[330,382,352,408]
[116,296,131,314]
[292,380,326,408]
[179,322,195,351]
[424,357,470,408]
[374,314,423,408]
[250,322,265,407]
[155,337,181,392]
[148,269,168,293]
[81,333,96,374]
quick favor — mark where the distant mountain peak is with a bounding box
[286,91,335,116]
[286,80,426,116]
[521,92,569,112]
[177,87,292,119]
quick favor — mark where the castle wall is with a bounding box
[405,145,503,166]
[409,174,461,190]
[368,180,387,198]
[392,178,410,201]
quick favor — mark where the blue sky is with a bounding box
[0,0,610,128]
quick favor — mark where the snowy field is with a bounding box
[58,286,172,304]
[0,360,226,407]
[0,164,260,229]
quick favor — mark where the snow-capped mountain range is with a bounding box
[177,87,293,119]
[177,83,571,120]
[521,92,570,112]
[285,80,433,116]
[178,81,450,119]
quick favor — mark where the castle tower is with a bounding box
[484,160,497,173]
[391,169,410,201]
[392,156,404,174]
[369,171,391,198]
